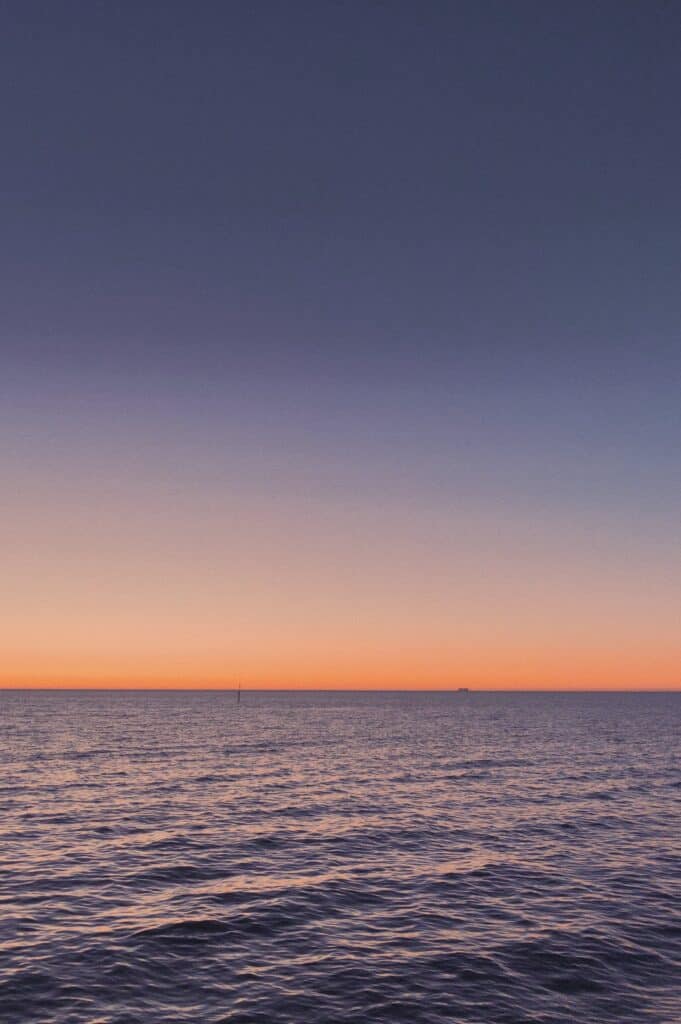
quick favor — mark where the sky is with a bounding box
[2,1,680,689]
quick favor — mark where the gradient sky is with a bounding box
[2,2,680,689]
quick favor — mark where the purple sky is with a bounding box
[2,2,680,687]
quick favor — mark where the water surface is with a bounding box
[1,690,679,1022]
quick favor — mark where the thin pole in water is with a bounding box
[237,680,241,705]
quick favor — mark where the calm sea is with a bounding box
[1,690,679,1023]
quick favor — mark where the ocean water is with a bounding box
[1,690,679,1024]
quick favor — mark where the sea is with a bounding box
[1,690,679,1024]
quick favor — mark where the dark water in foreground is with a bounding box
[1,691,680,1024]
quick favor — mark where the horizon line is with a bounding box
[1,686,679,693]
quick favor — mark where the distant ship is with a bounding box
[457,687,470,692]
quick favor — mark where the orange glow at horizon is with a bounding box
[2,455,679,692]
[2,634,680,691]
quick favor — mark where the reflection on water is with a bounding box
[1,690,679,1022]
